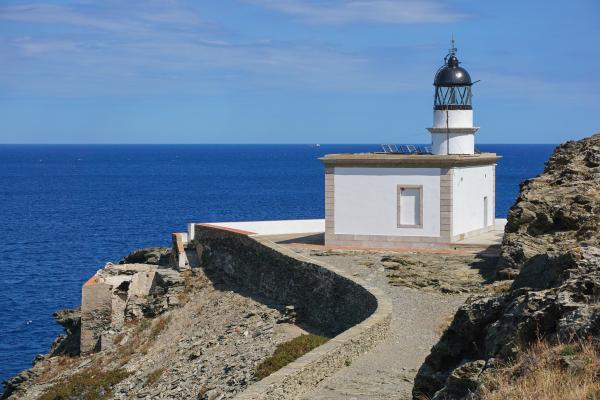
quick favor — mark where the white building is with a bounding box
[321,44,500,249]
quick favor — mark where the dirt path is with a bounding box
[285,249,494,400]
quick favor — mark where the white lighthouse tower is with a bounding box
[427,40,478,155]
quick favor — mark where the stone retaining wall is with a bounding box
[191,225,392,399]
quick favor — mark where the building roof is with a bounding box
[319,152,500,168]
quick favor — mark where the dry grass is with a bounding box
[435,314,455,336]
[254,334,329,379]
[145,367,166,386]
[149,315,172,340]
[483,280,513,295]
[198,385,209,397]
[177,270,209,304]
[480,340,600,400]
[117,333,143,364]
[117,314,173,360]
[36,355,79,384]
[112,332,126,346]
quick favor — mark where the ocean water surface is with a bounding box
[0,144,555,388]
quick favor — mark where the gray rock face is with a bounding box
[1,370,35,400]
[413,133,600,400]
[118,247,171,266]
[49,307,81,357]
[497,133,600,280]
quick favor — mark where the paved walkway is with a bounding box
[451,219,507,249]
[284,249,471,400]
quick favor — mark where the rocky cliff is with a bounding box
[413,133,600,399]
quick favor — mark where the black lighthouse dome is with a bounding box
[433,40,474,110]
[434,54,472,87]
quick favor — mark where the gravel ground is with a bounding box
[290,249,495,400]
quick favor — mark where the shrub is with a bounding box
[39,368,130,400]
[254,334,329,379]
[138,318,151,331]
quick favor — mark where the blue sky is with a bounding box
[0,1,598,144]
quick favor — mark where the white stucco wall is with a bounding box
[431,133,475,155]
[452,165,495,236]
[334,167,441,237]
[188,220,324,240]
[433,109,473,128]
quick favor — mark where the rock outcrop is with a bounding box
[413,133,600,400]
[118,247,171,266]
[49,308,81,357]
[497,134,600,281]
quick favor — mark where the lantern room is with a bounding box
[427,40,479,155]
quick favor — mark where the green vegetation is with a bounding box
[138,318,151,331]
[255,334,329,379]
[559,343,579,357]
[39,368,130,400]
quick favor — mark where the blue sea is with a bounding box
[0,144,555,388]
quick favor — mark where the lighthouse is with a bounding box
[427,40,478,155]
[320,40,500,249]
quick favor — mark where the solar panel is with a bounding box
[380,144,433,154]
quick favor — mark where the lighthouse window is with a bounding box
[434,86,472,110]
[397,185,423,228]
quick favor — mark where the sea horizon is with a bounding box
[0,142,560,146]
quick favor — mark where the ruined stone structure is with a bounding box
[80,263,183,354]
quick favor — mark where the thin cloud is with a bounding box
[0,4,128,31]
[0,1,594,105]
[245,0,470,24]
[478,72,600,104]
[0,2,426,96]
[1,34,417,96]
[0,2,206,33]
